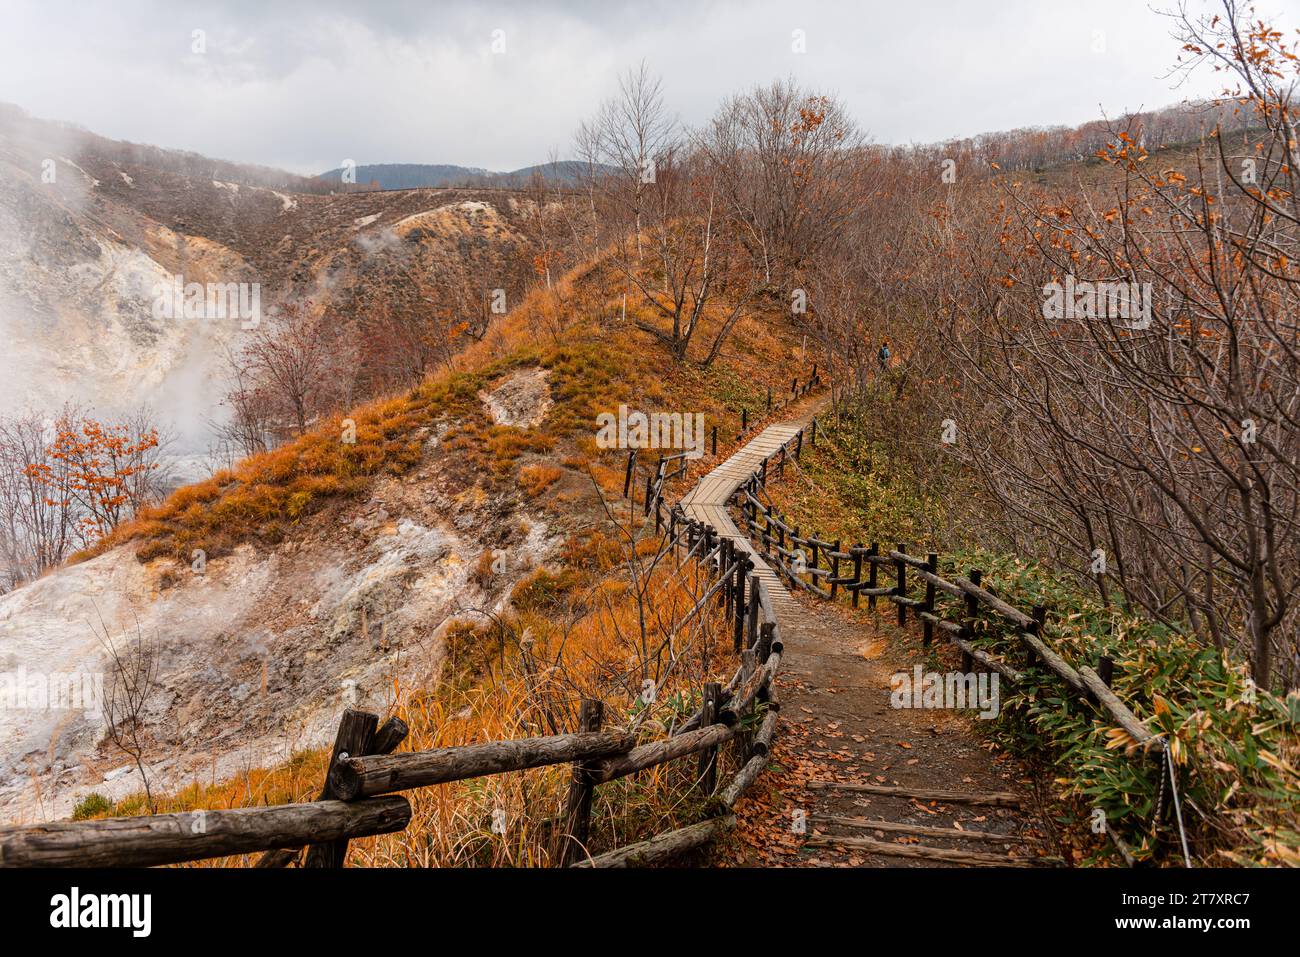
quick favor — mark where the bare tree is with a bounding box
[97,614,161,813]
[702,78,865,287]
[586,62,676,261]
[230,299,358,438]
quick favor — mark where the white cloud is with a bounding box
[0,0,1296,173]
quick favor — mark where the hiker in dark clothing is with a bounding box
[877,340,891,370]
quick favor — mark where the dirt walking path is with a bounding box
[725,593,1051,866]
[684,410,1055,868]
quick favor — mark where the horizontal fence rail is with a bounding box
[0,798,412,869]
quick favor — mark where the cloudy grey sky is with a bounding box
[2,0,1297,175]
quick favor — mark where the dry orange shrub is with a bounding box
[518,463,563,497]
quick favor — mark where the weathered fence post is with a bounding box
[643,474,654,516]
[795,429,803,460]
[738,650,757,759]
[622,449,636,499]
[810,417,817,446]
[867,543,879,609]
[757,620,774,664]
[922,552,938,647]
[732,555,749,652]
[791,526,801,586]
[895,543,908,626]
[720,538,733,613]
[961,569,983,672]
[766,387,772,411]
[1028,604,1046,668]
[1097,654,1114,687]
[711,425,718,456]
[830,539,841,600]
[259,713,407,868]
[779,445,786,478]
[560,699,603,866]
[747,572,761,648]
[698,683,721,794]
[742,406,749,431]
[304,708,379,868]
[850,543,863,608]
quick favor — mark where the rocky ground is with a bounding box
[0,369,561,823]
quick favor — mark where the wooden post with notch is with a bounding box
[258,713,407,868]
[559,699,603,866]
[304,708,379,867]
[830,539,841,600]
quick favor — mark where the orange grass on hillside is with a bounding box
[72,244,813,866]
[99,506,741,867]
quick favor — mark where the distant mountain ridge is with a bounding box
[315,160,597,189]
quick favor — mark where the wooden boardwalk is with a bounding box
[680,406,1043,868]
[679,413,818,623]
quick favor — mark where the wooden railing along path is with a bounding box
[725,416,1190,867]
